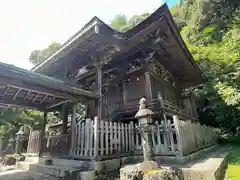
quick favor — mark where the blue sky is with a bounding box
[0,0,178,70]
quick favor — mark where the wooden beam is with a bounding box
[0,98,45,110]
[0,77,78,102]
[38,109,47,157]
[47,100,69,109]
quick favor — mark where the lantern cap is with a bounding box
[135,97,154,118]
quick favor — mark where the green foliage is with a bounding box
[0,106,60,139]
[110,13,150,32]
[29,41,61,65]
[173,0,240,134]
[226,145,240,180]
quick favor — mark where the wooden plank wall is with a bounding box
[173,116,217,156]
[27,130,40,154]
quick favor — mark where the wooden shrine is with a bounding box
[32,4,205,123]
[25,4,217,162]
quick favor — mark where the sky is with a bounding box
[0,0,178,70]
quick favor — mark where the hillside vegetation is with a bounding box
[170,0,240,134]
[110,0,240,135]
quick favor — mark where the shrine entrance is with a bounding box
[0,62,100,157]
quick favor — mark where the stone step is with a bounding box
[16,161,37,170]
[38,157,94,170]
[24,156,39,163]
[29,163,95,179]
[29,163,83,177]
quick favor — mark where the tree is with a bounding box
[110,3,240,134]
[173,0,240,134]
[110,13,150,32]
[29,41,61,65]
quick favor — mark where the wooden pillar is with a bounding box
[144,56,152,101]
[61,104,68,134]
[70,104,77,157]
[122,82,128,105]
[38,109,47,157]
[96,63,102,120]
[144,72,152,101]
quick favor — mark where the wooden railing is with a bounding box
[70,118,137,160]
[27,117,217,160]
[42,134,70,158]
[117,97,197,121]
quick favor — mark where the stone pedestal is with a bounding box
[120,162,184,180]
[139,125,154,161]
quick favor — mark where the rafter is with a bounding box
[39,95,48,104]
[32,93,39,102]
[13,88,22,100]
[24,90,31,100]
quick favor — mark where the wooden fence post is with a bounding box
[69,104,77,157]
[27,130,32,153]
[130,121,134,152]
[173,115,183,156]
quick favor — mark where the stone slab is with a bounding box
[120,146,229,180]
[95,158,121,172]
[78,171,95,180]
[29,163,79,177]
[38,157,94,169]
[155,145,218,165]
[181,147,229,180]
[16,161,37,170]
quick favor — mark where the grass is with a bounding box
[226,145,240,180]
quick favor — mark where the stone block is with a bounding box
[120,161,160,180]
[94,158,121,172]
[16,161,36,170]
[78,171,95,180]
[105,158,121,171]
[121,155,143,165]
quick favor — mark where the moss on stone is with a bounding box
[144,168,164,175]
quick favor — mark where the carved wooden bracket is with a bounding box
[148,53,176,87]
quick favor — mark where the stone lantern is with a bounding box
[135,97,155,161]
[15,128,24,154]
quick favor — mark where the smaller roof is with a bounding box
[0,62,100,110]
